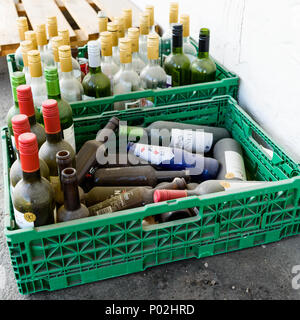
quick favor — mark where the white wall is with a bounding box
[132,0,300,161]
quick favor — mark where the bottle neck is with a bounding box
[148,59,160,67]
[45,132,63,144]
[89,66,102,74]
[120,62,133,71]
[61,70,75,79]
[102,55,113,63]
[22,169,41,183]
[172,35,183,54]
[28,114,37,126]
[63,179,81,211]
[155,170,189,183]
[198,37,210,59]
[46,77,61,99]
[38,45,47,52]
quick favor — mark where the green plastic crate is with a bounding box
[2,95,300,295]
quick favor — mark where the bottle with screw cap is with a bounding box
[107,22,121,66]
[50,36,64,79]
[47,16,58,53]
[20,40,34,84]
[139,12,150,64]
[97,11,108,49]
[128,27,146,75]
[35,24,55,67]
[15,17,29,71]
[180,14,197,63]
[25,31,38,50]
[122,8,132,36]
[145,5,156,34]
[114,16,125,39]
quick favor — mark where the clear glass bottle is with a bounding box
[36,24,55,68]
[180,14,197,63]
[107,22,120,66]
[15,17,29,71]
[139,12,150,64]
[113,38,142,110]
[161,2,179,62]
[20,40,34,84]
[128,28,146,75]
[50,36,64,79]
[100,31,120,93]
[122,8,132,36]
[140,33,167,90]
[46,16,58,53]
[58,45,83,102]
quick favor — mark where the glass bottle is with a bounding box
[46,16,58,53]
[140,33,167,89]
[20,40,34,84]
[107,22,120,66]
[128,28,146,75]
[122,8,132,36]
[58,45,83,102]
[35,24,55,68]
[161,2,179,61]
[180,14,197,63]
[190,28,217,84]
[163,23,191,87]
[50,36,64,79]
[12,132,55,229]
[44,66,76,151]
[17,84,46,149]
[10,114,50,197]
[97,11,108,49]
[139,12,150,64]
[15,17,29,71]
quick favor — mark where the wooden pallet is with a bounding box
[0,0,159,56]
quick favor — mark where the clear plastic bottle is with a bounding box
[107,22,120,66]
[15,17,29,71]
[20,40,34,84]
[36,24,55,68]
[128,28,146,75]
[139,12,150,64]
[180,14,197,63]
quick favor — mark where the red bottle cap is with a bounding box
[153,189,188,203]
[42,99,61,134]
[16,84,35,117]
[11,114,31,151]
[18,132,40,173]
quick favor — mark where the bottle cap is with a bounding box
[42,99,61,134]
[114,16,125,38]
[87,40,101,67]
[122,9,132,29]
[153,189,187,203]
[172,23,183,36]
[18,132,40,173]
[145,5,154,27]
[28,50,43,77]
[59,45,73,72]
[25,31,37,49]
[98,15,108,33]
[47,16,58,37]
[35,24,48,46]
[51,36,64,62]
[128,27,139,52]
[58,29,70,46]
[17,84,35,117]
[11,114,30,151]
[20,40,34,67]
[44,66,60,96]
[17,17,29,41]
[100,31,112,56]
[169,2,179,24]
[119,38,132,64]
[139,12,150,35]
[107,22,118,47]
[180,14,190,37]
[199,28,210,53]
[11,71,26,102]
[147,33,159,60]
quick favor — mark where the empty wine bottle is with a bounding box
[180,14,197,63]
[122,8,132,36]
[76,116,119,185]
[57,168,89,223]
[213,138,247,181]
[15,17,29,71]
[35,24,55,68]
[139,12,150,64]
[46,16,58,53]
[128,27,146,75]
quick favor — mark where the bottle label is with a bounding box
[131,143,174,165]
[89,54,101,68]
[63,124,76,152]
[96,206,113,215]
[166,75,172,88]
[14,209,35,229]
[224,151,247,181]
[220,181,265,190]
[82,95,95,101]
[170,128,213,153]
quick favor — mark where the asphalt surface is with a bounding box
[0,56,300,300]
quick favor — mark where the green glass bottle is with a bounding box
[190,28,216,84]
[163,23,191,87]
[44,66,76,151]
[82,40,111,100]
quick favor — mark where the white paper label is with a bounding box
[166,75,172,87]
[63,124,76,152]
[82,95,95,101]
[14,209,34,229]
[221,181,265,190]
[224,151,247,180]
[170,128,213,153]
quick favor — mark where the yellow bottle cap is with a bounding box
[58,45,72,72]
[128,27,139,52]
[115,16,125,38]
[51,36,64,62]
[28,50,42,77]
[180,14,190,37]
[58,29,70,46]
[47,16,58,38]
[147,33,159,60]
[20,40,34,67]
[36,24,48,46]
[17,17,29,41]
[139,12,150,35]
[98,15,108,33]
[169,2,179,24]
[119,37,132,64]
[100,31,112,56]
[25,31,38,50]
[145,5,154,27]
[122,9,132,30]
[107,22,119,47]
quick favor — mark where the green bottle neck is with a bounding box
[46,132,63,144]
[172,46,183,54]
[22,169,41,183]
[46,77,61,99]
[89,66,102,74]
[198,51,209,59]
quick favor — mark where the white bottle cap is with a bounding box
[88,40,101,68]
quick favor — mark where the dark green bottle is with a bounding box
[44,66,76,152]
[190,28,216,84]
[163,23,191,87]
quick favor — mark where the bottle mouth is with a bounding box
[56,150,70,160]
[61,167,78,183]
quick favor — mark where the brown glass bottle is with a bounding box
[94,165,191,187]
[88,177,187,216]
[76,116,119,185]
[57,168,89,222]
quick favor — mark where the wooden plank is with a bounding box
[22,0,76,39]
[62,0,99,39]
[0,0,20,47]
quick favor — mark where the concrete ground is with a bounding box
[0,56,300,300]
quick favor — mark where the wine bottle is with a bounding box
[97,11,108,48]
[161,2,179,60]
[94,165,191,187]
[35,24,55,67]
[46,16,58,53]
[139,12,150,63]
[122,8,132,36]
[82,40,111,100]
[50,36,64,79]
[128,28,146,75]
[39,99,76,204]
[120,120,230,153]
[190,28,217,84]
[180,14,197,63]
[12,132,55,229]
[24,31,38,50]
[44,66,76,151]
[20,40,34,84]
[163,23,191,87]
[15,17,29,71]
[76,116,119,185]
[128,142,219,180]
[88,177,187,216]
[140,33,167,89]
[57,168,89,222]
[58,45,83,102]
[17,84,46,149]
[10,114,49,196]
[213,138,247,181]
[107,22,121,66]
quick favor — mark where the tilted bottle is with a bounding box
[44,66,76,151]
[107,22,121,66]
[139,12,150,64]
[76,116,119,185]
[213,138,247,181]
[20,40,34,84]
[122,8,132,36]
[58,45,83,102]
[15,17,29,71]
[190,28,217,84]
[82,40,111,100]
[94,165,191,187]
[128,28,146,75]
[46,16,58,53]
[50,36,64,79]
[35,24,55,68]
[88,177,187,216]
[140,33,167,89]
[57,168,89,223]
[10,114,49,197]
[12,132,55,229]
[163,23,191,87]
[180,14,197,63]
[17,84,46,149]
